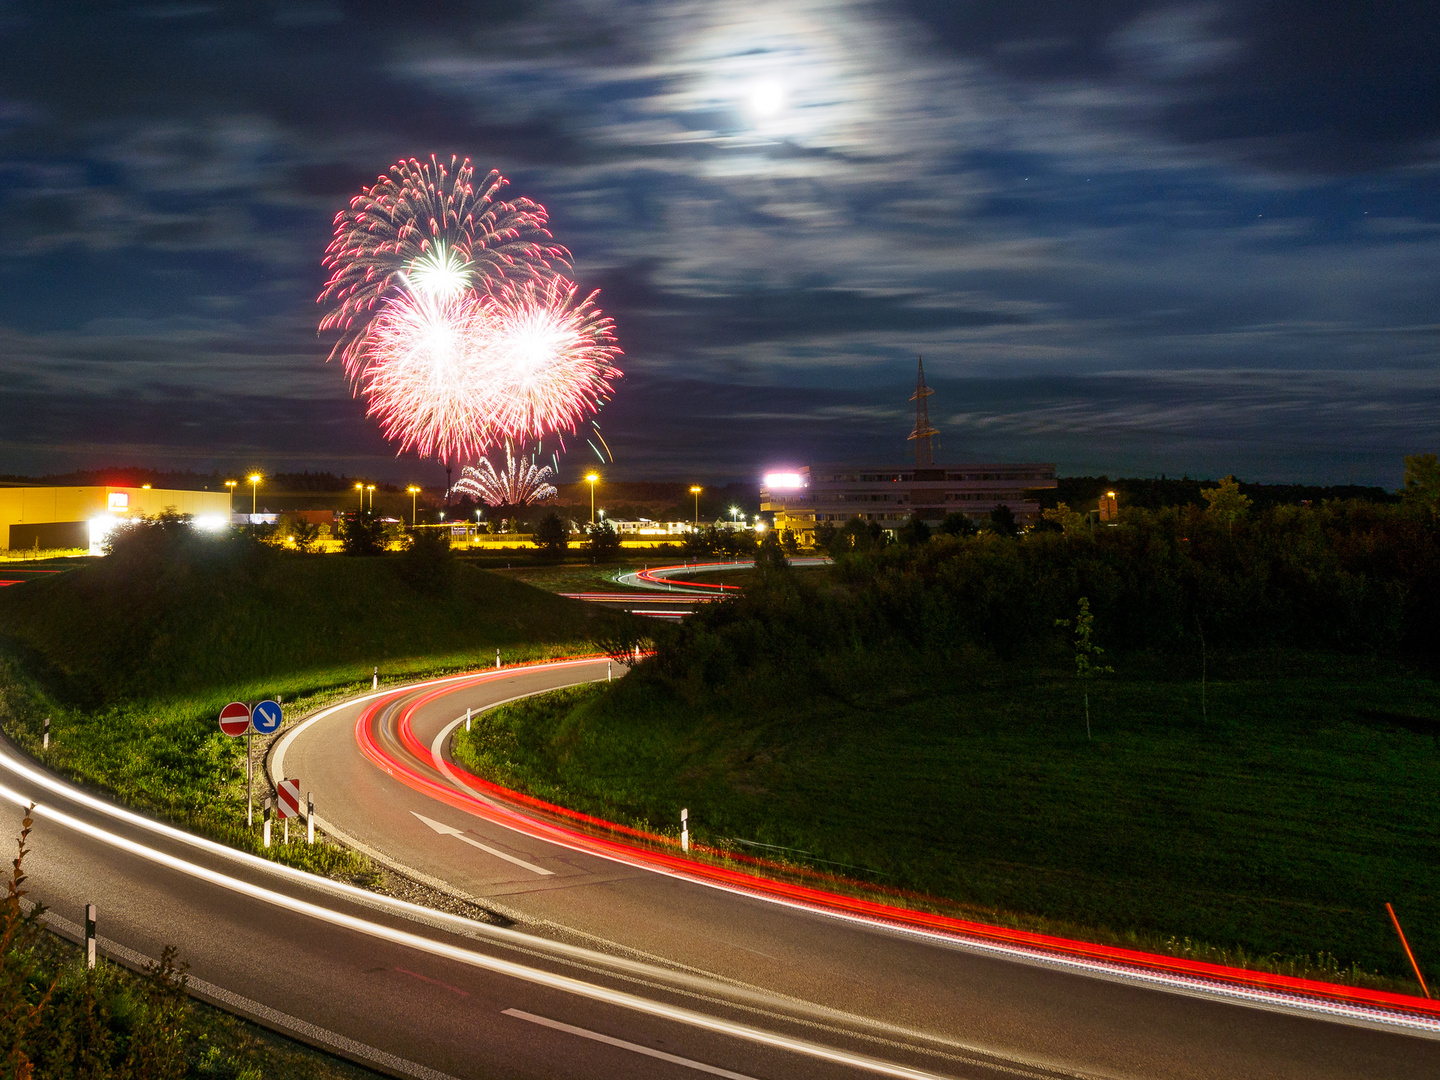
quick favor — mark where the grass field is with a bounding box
[0,542,620,875]
[453,647,1440,992]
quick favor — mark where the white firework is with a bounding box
[450,442,558,506]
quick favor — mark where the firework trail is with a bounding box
[451,442,558,506]
[319,155,568,380]
[320,155,622,463]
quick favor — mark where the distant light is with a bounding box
[763,472,805,490]
[586,473,599,483]
[141,484,151,490]
[193,515,227,532]
[89,515,119,555]
[689,486,702,494]
[248,474,261,483]
[755,521,766,532]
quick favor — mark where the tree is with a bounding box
[1041,502,1087,537]
[899,514,931,546]
[756,528,789,576]
[1056,597,1113,740]
[586,520,621,561]
[533,512,568,555]
[780,528,799,555]
[1402,453,1440,517]
[1202,475,1250,534]
[339,510,386,555]
[988,504,1018,537]
[398,527,453,592]
[939,512,977,538]
[289,519,321,552]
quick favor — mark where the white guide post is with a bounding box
[307,791,315,845]
[681,808,689,853]
[263,797,272,848]
[85,904,97,969]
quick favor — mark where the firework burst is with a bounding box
[320,155,622,463]
[451,442,558,506]
[319,155,568,379]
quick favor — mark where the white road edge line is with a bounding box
[415,674,1440,1041]
[39,906,459,1080]
[13,659,1437,1040]
[411,812,554,876]
[1,782,950,1080]
[503,1009,761,1079]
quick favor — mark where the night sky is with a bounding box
[1,1,1437,487]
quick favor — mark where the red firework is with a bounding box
[319,155,621,461]
[357,279,621,461]
[319,155,568,380]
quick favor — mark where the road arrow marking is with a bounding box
[411,812,554,876]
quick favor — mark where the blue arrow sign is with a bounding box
[251,699,283,734]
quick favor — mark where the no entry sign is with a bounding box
[218,701,251,737]
[276,778,301,819]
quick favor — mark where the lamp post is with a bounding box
[586,473,599,524]
[224,479,236,513]
[690,486,701,526]
[248,474,260,516]
[408,486,420,526]
[366,484,376,512]
[730,505,740,527]
[354,482,364,512]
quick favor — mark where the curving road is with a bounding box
[7,659,1437,1079]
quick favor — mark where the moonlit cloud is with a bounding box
[0,1,1436,485]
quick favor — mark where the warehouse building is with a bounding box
[761,463,1057,546]
[0,486,233,554]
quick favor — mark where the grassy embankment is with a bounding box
[0,533,625,1076]
[455,560,1440,994]
[0,534,619,876]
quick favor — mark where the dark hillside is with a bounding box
[0,532,610,705]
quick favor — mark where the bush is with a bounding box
[338,511,386,556]
[398,527,453,593]
[585,521,621,561]
[533,512,568,556]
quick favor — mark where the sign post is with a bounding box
[218,702,252,824]
[250,701,283,833]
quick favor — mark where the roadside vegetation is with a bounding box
[455,486,1440,993]
[0,809,381,1079]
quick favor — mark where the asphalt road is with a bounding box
[265,661,1439,1080]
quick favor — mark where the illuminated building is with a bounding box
[761,464,1057,545]
[0,486,232,555]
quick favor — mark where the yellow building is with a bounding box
[0,486,233,553]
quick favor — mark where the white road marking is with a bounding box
[3,786,953,1079]
[503,1009,761,1079]
[411,812,554,876]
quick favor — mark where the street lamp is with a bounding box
[586,473,599,524]
[354,482,364,512]
[224,479,236,513]
[407,486,421,526]
[248,474,261,516]
[730,505,740,527]
[366,484,376,512]
[690,486,702,526]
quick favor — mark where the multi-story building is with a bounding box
[761,463,1057,545]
